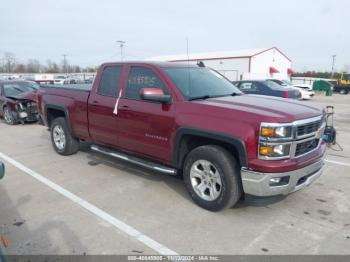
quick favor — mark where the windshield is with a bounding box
[282,80,293,85]
[164,67,242,100]
[265,80,285,90]
[3,82,39,97]
[270,79,286,86]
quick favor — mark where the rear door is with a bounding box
[88,65,125,147]
[116,65,176,164]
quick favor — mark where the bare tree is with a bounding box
[14,63,26,73]
[3,52,16,73]
[26,59,41,73]
[45,59,60,73]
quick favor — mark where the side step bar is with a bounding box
[90,145,177,175]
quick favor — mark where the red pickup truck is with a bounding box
[37,62,326,211]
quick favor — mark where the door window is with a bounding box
[125,67,168,100]
[98,66,123,97]
[239,82,258,91]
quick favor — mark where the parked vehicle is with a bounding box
[64,76,82,84]
[35,74,54,85]
[84,77,95,84]
[37,62,327,211]
[268,79,315,100]
[334,73,350,94]
[233,80,301,99]
[53,75,66,85]
[0,80,39,125]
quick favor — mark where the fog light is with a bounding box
[269,176,290,186]
[270,177,282,184]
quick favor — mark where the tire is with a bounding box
[339,89,347,95]
[3,107,17,125]
[50,117,79,155]
[183,145,242,211]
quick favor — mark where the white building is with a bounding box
[148,47,294,81]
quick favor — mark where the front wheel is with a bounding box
[3,107,17,125]
[183,145,242,211]
[51,117,79,155]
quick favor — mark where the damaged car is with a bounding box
[0,80,39,125]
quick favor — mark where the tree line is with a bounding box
[0,52,98,74]
[292,71,346,79]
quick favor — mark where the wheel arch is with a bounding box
[173,128,248,170]
[45,104,74,136]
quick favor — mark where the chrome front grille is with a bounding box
[297,120,322,137]
[292,116,325,157]
[295,138,320,157]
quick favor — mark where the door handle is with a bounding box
[91,100,99,105]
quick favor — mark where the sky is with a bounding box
[0,0,349,72]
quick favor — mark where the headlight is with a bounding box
[259,143,291,158]
[16,102,24,111]
[260,125,292,138]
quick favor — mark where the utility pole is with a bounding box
[62,54,68,76]
[331,54,336,79]
[116,40,126,61]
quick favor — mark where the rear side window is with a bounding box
[239,82,258,91]
[98,66,123,97]
[125,66,168,100]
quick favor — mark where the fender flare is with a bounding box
[44,104,74,136]
[173,127,248,168]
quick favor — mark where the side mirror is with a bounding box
[0,162,5,180]
[140,88,171,103]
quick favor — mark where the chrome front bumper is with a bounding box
[241,158,325,196]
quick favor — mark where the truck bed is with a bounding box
[38,84,91,140]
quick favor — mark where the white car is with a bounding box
[269,79,315,100]
[53,75,66,85]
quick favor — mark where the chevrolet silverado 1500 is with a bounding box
[37,62,326,211]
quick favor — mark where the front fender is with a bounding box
[173,127,248,168]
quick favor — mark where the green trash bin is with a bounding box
[313,80,333,96]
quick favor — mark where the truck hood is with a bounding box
[6,90,37,102]
[196,94,323,122]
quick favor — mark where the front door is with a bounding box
[116,65,175,164]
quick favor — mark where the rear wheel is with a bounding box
[3,107,17,125]
[183,145,242,211]
[51,117,79,155]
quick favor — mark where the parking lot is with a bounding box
[0,94,349,255]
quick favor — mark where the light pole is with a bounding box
[331,54,336,79]
[116,40,126,61]
[62,54,68,76]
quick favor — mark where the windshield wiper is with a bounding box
[213,92,241,98]
[189,95,212,101]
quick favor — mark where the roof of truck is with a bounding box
[101,61,199,68]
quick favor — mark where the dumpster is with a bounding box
[313,80,333,96]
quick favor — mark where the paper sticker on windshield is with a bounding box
[113,89,123,115]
